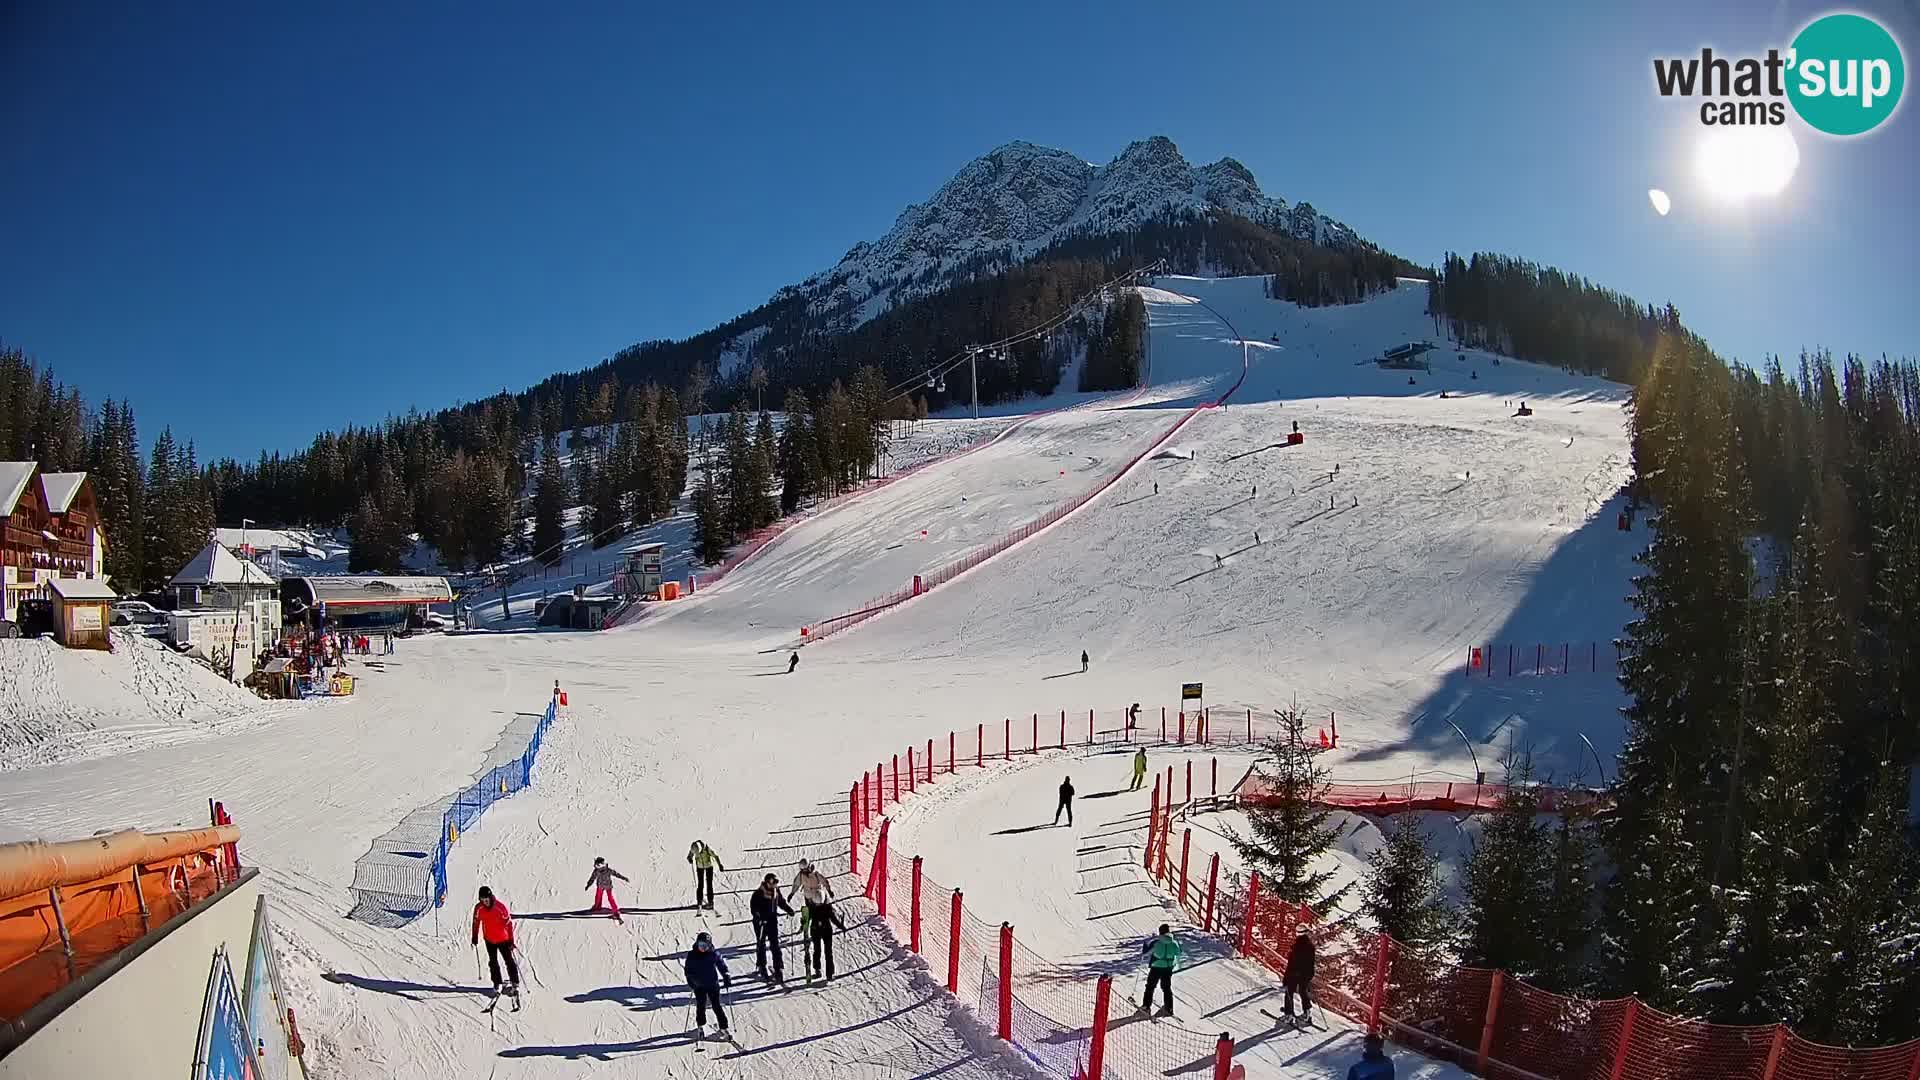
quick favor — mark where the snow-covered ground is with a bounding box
[0,629,293,772]
[1,276,1637,1079]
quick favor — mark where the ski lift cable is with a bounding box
[873,260,1166,408]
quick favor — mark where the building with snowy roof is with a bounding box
[0,462,105,628]
[279,575,452,633]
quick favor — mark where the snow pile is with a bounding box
[0,630,278,771]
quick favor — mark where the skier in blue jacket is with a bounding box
[1347,1033,1394,1080]
[684,932,733,1038]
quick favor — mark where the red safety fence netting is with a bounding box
[847,705,1920,1080]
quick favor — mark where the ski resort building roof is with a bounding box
[283,575,453,607]
[0,463,33,518]
[170,541,278,589]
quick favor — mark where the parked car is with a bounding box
[112,599,167,626]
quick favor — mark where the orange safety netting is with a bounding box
[0,827,240,1023]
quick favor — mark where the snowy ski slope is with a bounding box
[0,276,1637,1079]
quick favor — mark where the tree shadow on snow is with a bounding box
[1341,493,1638,782]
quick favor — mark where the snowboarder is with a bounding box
[750,873,794,981]
[787,652,799,674]
[788,859,844,981]
[1129,748,1148,791]
[1283,926,1316,1021]
[585,857,629,921]
[688,841,725,910]
[1080,650,1089,674]
[1054,776,1075,826]
[1347,1033,1394,1080]
[684,931,732,1038]
[1141,924,1180,1016]
[471,886,520,997]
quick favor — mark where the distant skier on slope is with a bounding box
[750,874,794,982]
[684,931,732,1039]
[1054,776,1075,826]
[688,841,725,910]
[1140,924,1180,1017]
[1130,748,1148,791]
[787,652,799,674]
[584,857,629,921]
[471,886,520,998]
[1126,702,1141,734]
[1081,650,1089,674]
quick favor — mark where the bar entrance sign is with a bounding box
[1181,682,1203,710]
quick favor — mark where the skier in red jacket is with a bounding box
[471,886,520,995]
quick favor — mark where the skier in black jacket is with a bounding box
[1283,926,1316,1021]
[1054,776,1075,826]
[685,932,732,1037]
[749,874,795,981]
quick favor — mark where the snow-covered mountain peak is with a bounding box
[779,135,1366,330]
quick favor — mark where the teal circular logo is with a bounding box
[1788,13,1905,135]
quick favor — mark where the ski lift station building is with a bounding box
[280,575,453,632]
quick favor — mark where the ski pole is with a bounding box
[474,942,484,984]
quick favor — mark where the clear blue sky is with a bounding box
[3,0,1915,461]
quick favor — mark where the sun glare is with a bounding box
[1695,125,1800,201]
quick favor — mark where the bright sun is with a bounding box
[1695,125,1800,201]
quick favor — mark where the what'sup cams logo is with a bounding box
[1654,12,1905,135]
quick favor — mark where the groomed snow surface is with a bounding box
[0,276,1638,1079]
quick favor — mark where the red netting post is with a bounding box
[1032,713,1038,753]
[1178,711,1187,744]
[875,763,885,814]
[909,856,923,954]
[892,754,900,803]
[849,783,860,875]
[927,738,935,782]
[1178,829,1192,906]
[1212,1034,1234,1080]
[1204,852,1220,931]
[997,923,1014,1042]
[1088,708,1094,745]
[1185,760,1193,806]
[1366,933,1390,1034]
[1161,706,1166,743]
[976,724,983,766]
[1166,765,1174,804]
[1238,874,1261,955]
[1476,970,1505,1073]
[1146,779,1161,869]
[907,747,916,794]
[1088,975,1113,1080]
[947,890,963,993]
[1608,999,1640,1080]
[1758,1026,1787,1080]
[1004,718,1011,761]
[871,820,889,917]
[1211,757,1219,797]
[948,731,955,774]
[1059,709,1066,749]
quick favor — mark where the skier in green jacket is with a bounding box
[1141,924,1180,1017]
[1129,748,1148,791]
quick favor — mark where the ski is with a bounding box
[1259,1008,1317,1028]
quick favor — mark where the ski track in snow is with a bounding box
[3,276,1633,1080]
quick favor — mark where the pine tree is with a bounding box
[1536,802,1600,993]
[1460,764,1551,977]
[722,404,754,540]
[691,475,727,565]
[464,455,515,572]
[1801,763,1920,1043]
[749,409,778,529]
[142,428,180,589]
[1233,708,1353,912]
[585,435,627,546]
[779,388,816,514]
[1360,812,1451,948]
[530,435,569,565]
